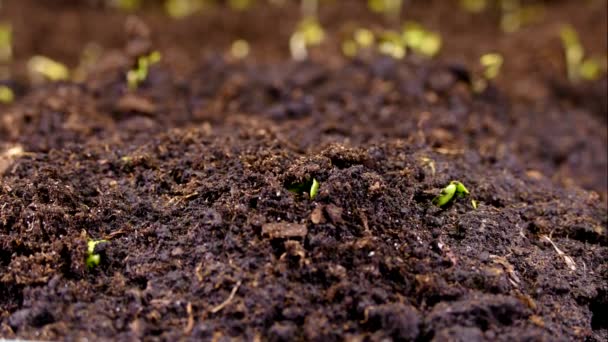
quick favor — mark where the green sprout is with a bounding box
[0,85,14,104]
[165,0,205,18]
[108,0,142,11]
[560,25,606,82]
[230,39,250,59]
[0,22,12,62]
[402,22,442,58]
[500,0,544,33]
[368,0,403,23]
[287,178,320,199]
[27,56,70,82]
[126,51,161,90]
[86,239,108,269]
[310,178,320,199]
[473,52,504,92]
[229,0,254,11]
[460,0,487,13]
[290,17,325,60]
[378,30,405,59]
[432,180,470,207]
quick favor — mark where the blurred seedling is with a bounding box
[86,239,108,269]
[126,50,161,90]
[287,178,321,199]
[165,0,206,19]
[368,0,403,24]
[460,0,488,13]
[499,0,544,33]
[378,30,405,59]
[560,25,606,82]
[229,0,254,11]
[27,56,70,83]
[108,0,142,11]
[0,85,14,104]
[473,52,504,92]
[432,180,470,207]
[290,17,325,60]
[402,22,442,58]
[231,39,250,59]
[342,28,375,57]
[0,22,12,62]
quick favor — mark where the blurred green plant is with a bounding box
[230,39,250,59]
[560,25,606,82]
[500,0,544,33]
[460,0,487,13]
[229,0,254,11]
[290,17,325,60]
[0,85,14,104]
[126,50,161,90]
[165,0,206,18]
[0,22,12,62]
[368,0,403,23]
[402,22,441,58]
[28,56,70,82]
[86,239,108,269]
[108,0,142,11]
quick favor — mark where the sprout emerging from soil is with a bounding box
[127,51,161,90]
[27,56,70,82]
[433,180,470,207]
[402,22,442,58]
[165,0,204,18]
[0,22,12,62]
[86,239,108,269]
[109,0,142,11]
[0,85,14,104]
[310,178,320,199]
[231,39,250,59]
[560,25,606,82]
[287,178,320,199]
[290,17,325,60]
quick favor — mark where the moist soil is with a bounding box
[0,0,607,341]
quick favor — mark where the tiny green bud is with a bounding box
[310,178,320,199]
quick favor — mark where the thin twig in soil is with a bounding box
[541,235,577,271]
[183,302,194,334]
[210,280,242,314]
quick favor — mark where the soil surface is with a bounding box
[0,0,607,341]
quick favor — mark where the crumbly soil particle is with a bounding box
[0,0,607,341]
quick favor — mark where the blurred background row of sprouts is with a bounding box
[0,0,605,103]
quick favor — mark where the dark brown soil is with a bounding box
[0,0,607,341]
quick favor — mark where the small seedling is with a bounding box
[0,22,12,62]
[287,178,320,199]
[109,0,142,11]
[460,0,487,13]
[165,0,205,18]
[402,22,442,58]
[229,0,254,11]
[473,52,504,92]
[231,39,250,59]
[126,51,161,90]
[27,56,69,82]
[560,25,606,82]
[433,180,470,207]
[86,239,108,269]
[0,85,14,104]
[310,178,320,199]
[290,17,325,60]
[378,30,406,59]
[500,0,544,33]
